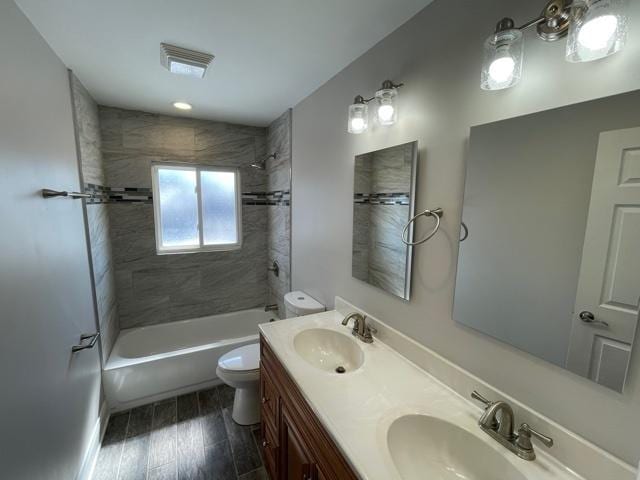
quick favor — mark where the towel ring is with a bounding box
[401,208,443,246]
[460,221,469,242]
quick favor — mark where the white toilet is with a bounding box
[216,291,325,425]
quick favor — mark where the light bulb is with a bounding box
[378,104,395,123]
[350,117,365,132]
[488,56,515,84]
[577,14,618,50]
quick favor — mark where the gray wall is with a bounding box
[99,107,269,328]
[1,2,102,478]
[266,110,292,314]
[70,74,119,357]
[456,91,640,368]
[291,0,640,466]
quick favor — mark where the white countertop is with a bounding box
[259,310,586,480]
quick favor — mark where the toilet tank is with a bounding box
[284,291,325,318]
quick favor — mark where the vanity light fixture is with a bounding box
[481,0,628,90]
[347,80,404,134]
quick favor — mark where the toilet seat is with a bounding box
[217,343,260,374]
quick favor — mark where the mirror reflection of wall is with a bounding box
[455,90,640,393]
[352,142,417,300]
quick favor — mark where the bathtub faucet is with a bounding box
[265,304,278,312]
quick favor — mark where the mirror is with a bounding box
[455,90,640,392]
[352,141,418,300]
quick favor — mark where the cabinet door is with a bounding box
[281,405,316,480]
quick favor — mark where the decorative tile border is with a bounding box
[85,184,152,204]
[354,192,410,206]
[243,190,290,206]
[84,183,290,206]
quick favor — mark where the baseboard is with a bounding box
[77,400,110,480]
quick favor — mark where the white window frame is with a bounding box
[151,163,243,255]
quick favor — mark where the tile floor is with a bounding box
[93,385,267,480]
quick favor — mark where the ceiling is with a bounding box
[16,0,434,126]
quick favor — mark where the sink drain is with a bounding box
[335,366,346,374]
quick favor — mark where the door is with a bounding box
[566,127,640,391]
[281,405,317,480]
[0,3,103,479]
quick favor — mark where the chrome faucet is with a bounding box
[264,304,278,312]
[471,391,553,461]
[341,312,377,343]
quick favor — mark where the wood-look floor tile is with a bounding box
[148,462,177,480]
[176,392,207,480]
[93,411,130,480]
[204,440,237,480]
[198,387,227,446]
[223,407,262,476]
[118,404,153,480]
[149,398,177,469]
[216,384,235,410]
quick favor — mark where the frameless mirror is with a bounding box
[352,141,418,300]
[455,90,640,392]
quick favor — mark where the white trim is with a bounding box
[76,400,109,480]
[151,163,242,254]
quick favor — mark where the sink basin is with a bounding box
[387,415,526,480]
[293,328,364,373]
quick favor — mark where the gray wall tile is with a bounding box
[100,107,270,328]
[70,74,119,358]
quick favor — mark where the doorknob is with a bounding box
[579,311,609,328]
[72,332,100,352]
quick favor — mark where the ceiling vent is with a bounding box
[160,43,214,79]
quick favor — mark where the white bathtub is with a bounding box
[103,308,278,411]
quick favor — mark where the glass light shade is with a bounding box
[348,102,368,134]
[375,88,398,126]
[481,29,524,91]
[566,0,628,62]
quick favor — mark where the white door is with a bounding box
[566,127,640,392]
[0,3,102,479]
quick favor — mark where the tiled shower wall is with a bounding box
[69,73,119,357]
[98,107,273,329]
[266,110,292,314]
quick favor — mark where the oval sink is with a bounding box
[387,415,526,480]
[293,328,364,374]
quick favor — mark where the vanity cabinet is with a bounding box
[260,335,358,480]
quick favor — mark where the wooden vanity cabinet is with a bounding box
[260,335,358,480]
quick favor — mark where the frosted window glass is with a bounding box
[157,168,198,247]
[201,170,238,245]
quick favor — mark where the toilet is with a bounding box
[216,291,325,425]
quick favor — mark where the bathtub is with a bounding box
[103,308,278,411]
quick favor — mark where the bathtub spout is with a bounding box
[265,304,278,312]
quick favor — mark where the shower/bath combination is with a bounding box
[250,152,277,170]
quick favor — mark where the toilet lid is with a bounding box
[218,343,260,372]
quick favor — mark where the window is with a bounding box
[151,164,242,254]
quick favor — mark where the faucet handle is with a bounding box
[471,390,493,408]
[517,423,554,450]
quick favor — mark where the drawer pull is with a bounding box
[262,396,269,404]
[262,440,269,448]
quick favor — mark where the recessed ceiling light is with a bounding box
[161,43,214,79]
[173,102,192,110]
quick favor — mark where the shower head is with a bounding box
[250,152,277,170]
